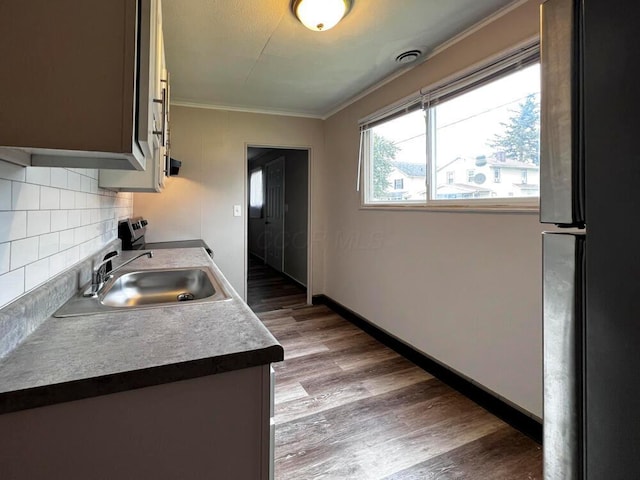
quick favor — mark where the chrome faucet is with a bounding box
[84,251,153,297]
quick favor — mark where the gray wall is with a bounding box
[248,148,308,286]
[134,108,325,299]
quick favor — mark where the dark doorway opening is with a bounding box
[247,146,309,292]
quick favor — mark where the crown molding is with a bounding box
[170,100,324,120]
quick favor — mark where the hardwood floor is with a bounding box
[247,257,542,479]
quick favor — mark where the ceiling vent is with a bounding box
[395,49,423,64]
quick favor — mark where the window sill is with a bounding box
[359,203,539,214]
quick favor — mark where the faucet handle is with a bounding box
[104,251,119,261]
[102,251,119,274]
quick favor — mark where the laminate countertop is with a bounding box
[0,248,283,414]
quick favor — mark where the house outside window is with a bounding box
[394,178,404,190]
[359,42,540,210]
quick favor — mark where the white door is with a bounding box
[265,157,285,271]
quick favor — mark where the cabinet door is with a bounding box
[0,0,146,170]
[98,0,167,192]
[137,0,160,161]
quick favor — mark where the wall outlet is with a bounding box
[233,204,242,217]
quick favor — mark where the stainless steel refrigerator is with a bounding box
[541,0,640,478]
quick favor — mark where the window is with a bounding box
[359,43,540,210]
[249,168,264,218]
[364,109,426,203]
[446,171,454,184]
[394,178,404,190]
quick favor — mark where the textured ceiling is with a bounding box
[162,0,517,117]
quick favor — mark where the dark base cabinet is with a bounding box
[0,366,274,480]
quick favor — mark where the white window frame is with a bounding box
[357,40,540,212]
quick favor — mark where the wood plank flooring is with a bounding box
[247,257,542,479]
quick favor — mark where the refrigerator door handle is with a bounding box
[540,0,584,226]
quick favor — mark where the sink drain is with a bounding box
[177,292,195,302]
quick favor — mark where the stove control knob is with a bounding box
[141,220,148,227]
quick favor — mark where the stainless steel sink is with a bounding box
[54,267,230,317]
[102,269,217,307]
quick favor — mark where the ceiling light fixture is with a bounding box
[292,0,353,32]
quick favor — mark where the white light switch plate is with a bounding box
[233,204,242,217]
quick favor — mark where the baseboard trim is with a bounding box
[312,294,542,444]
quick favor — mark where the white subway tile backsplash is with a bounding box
[81,209,91,226]
[66,246,80,267]
[81,175,91,193]
[27,211,51,237]
[59,229,74,250]
[49,250,66,276]
[25,257,50,291]
[60,189,75,209]
[40,186,61,209]
[0,242,9,274]
[68,210,81,228]
[51,210,68,231]
[39,232,59,258]
[75,191,87,208]
[0,211,27,242]
[0,161,131,307]
[12,182,40,210]
[0,161,26,182]
[79,239,95,259]
[10,237,39,269]
[25,167,51,186]
[87,193,100,209]
[67,171,81,191]
[0,179,11,210]
[50,168,68,189]
[73,226,86,244]
[0,268,25,308]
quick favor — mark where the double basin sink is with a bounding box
[55,266,230,317]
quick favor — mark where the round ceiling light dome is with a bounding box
[395,49,423,64]
[292,0,353,32]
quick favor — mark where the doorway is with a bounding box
[246,146,310,298]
